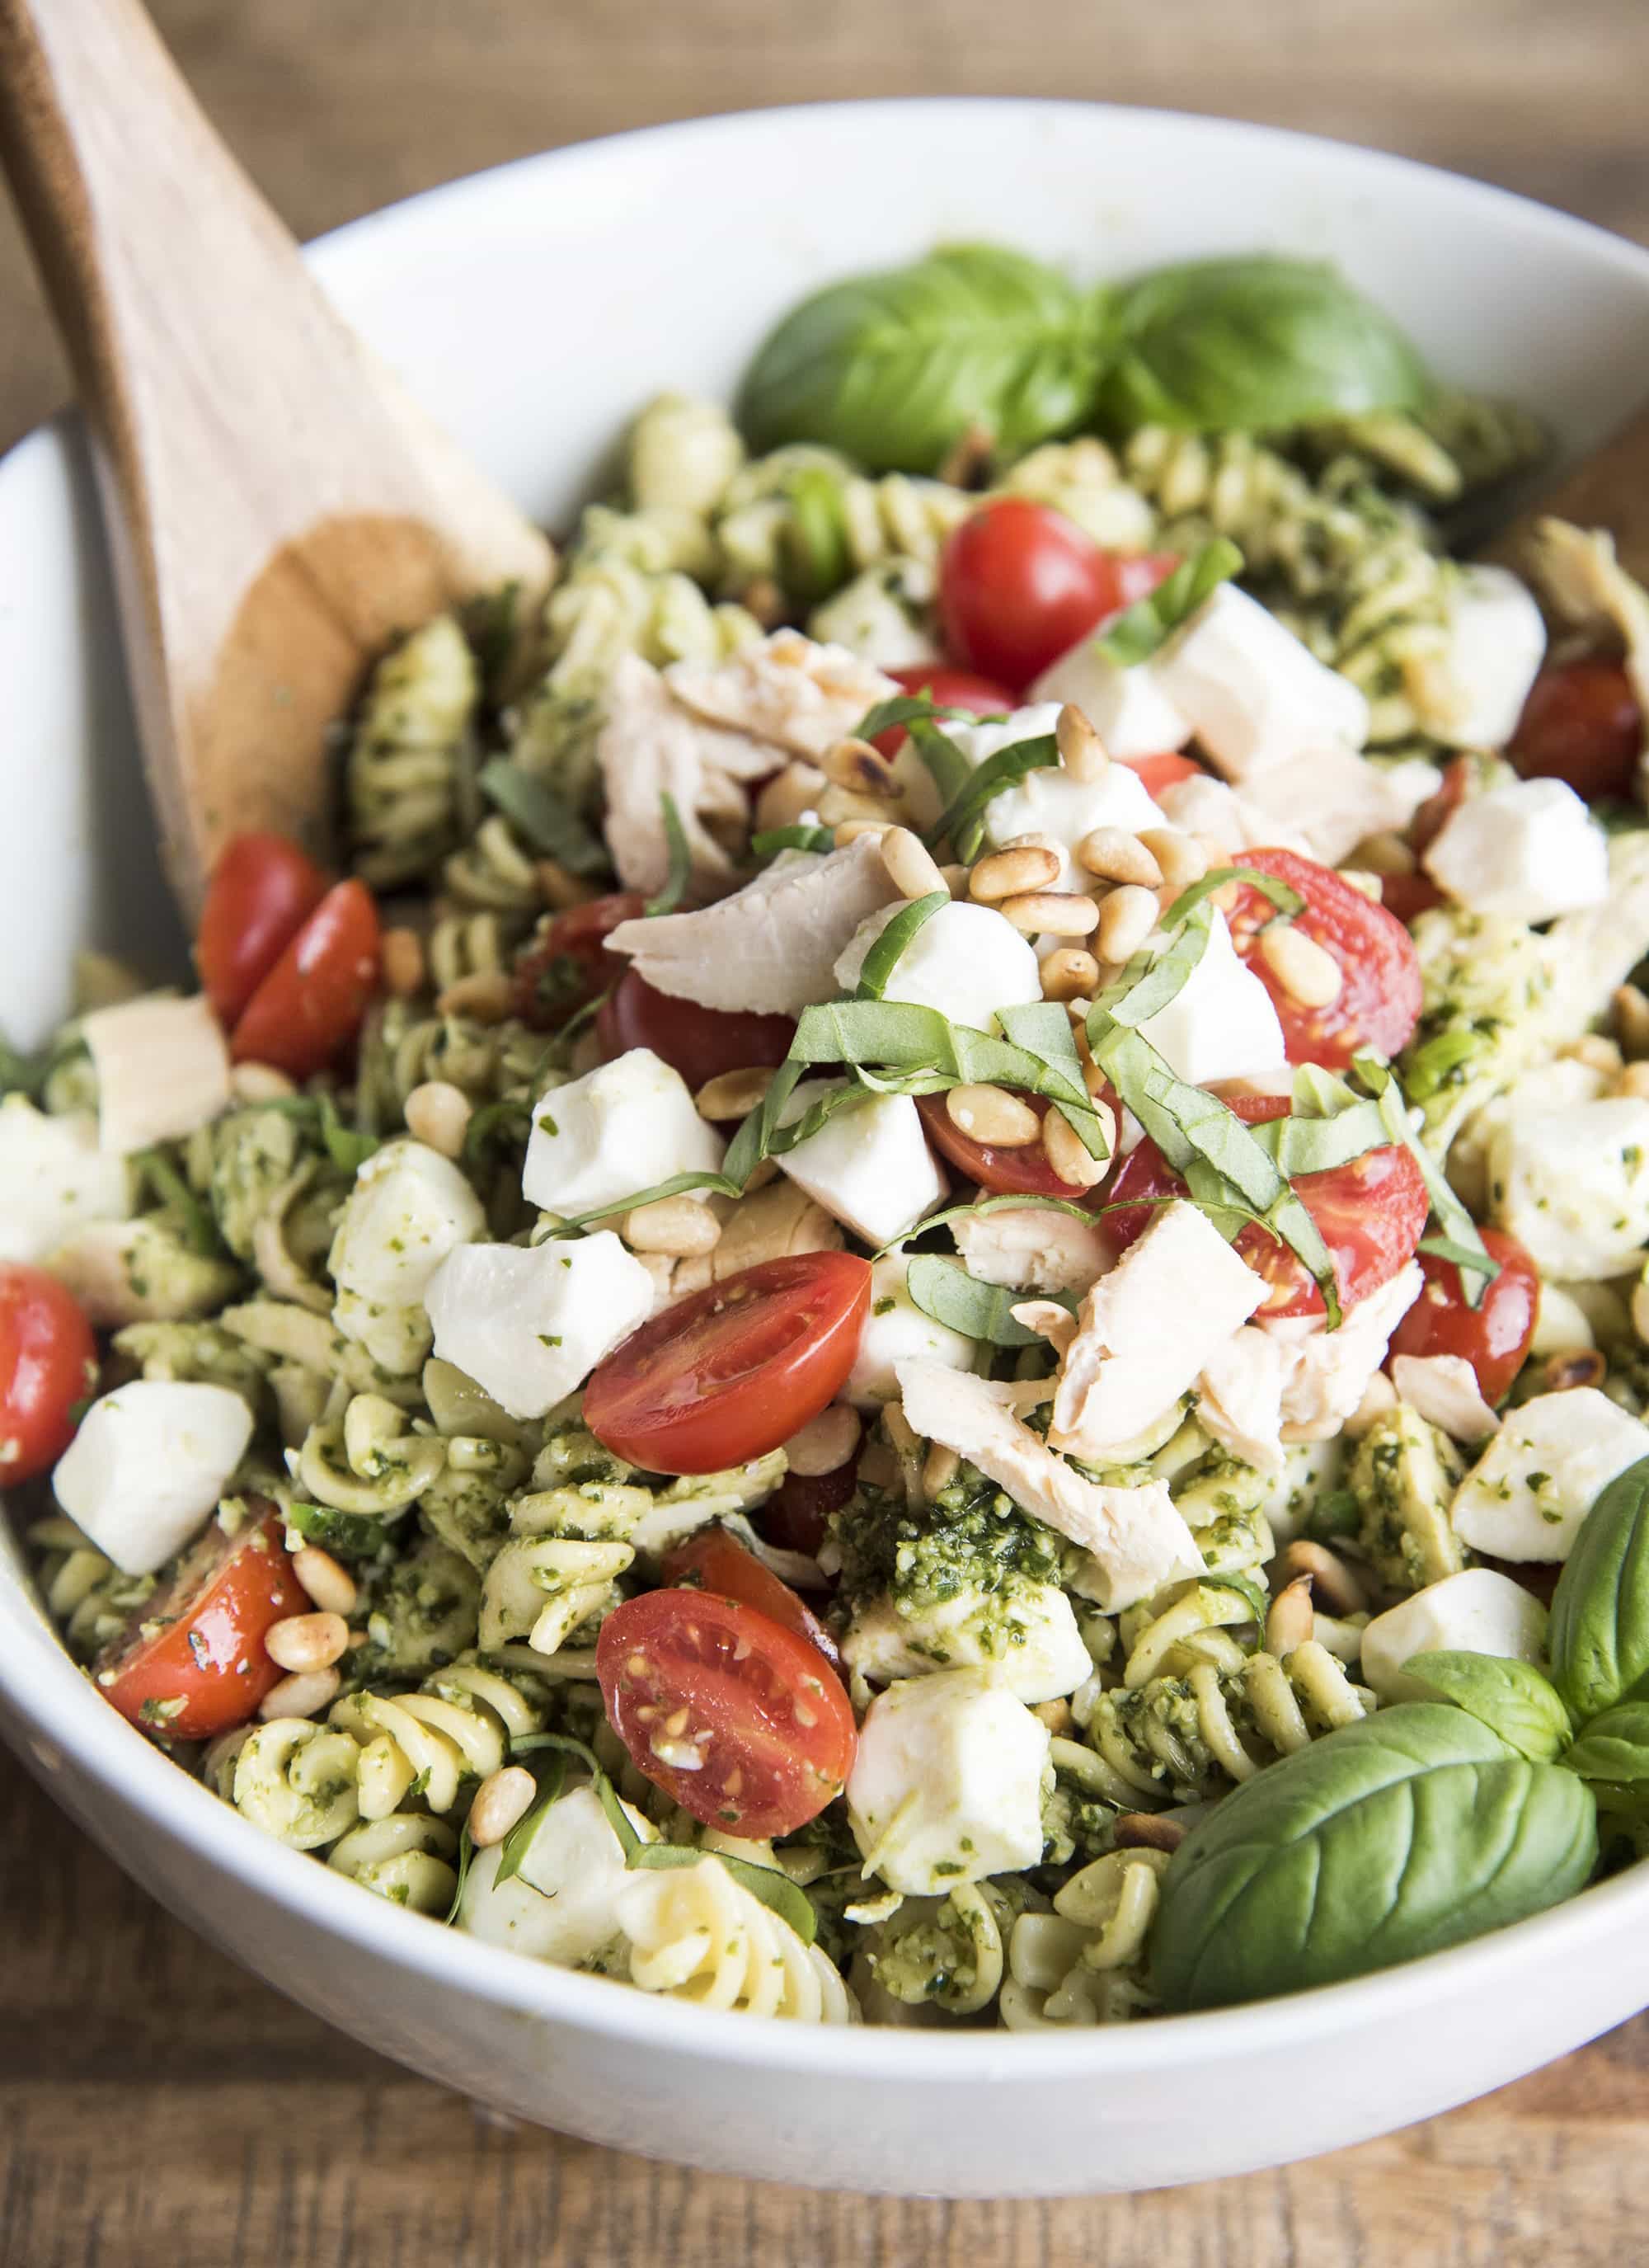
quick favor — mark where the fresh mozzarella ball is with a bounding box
[1419,566,1548,750]
[0,1097,131,1263]
[1487,1096,1649,1279]
[1423,777,1609,924]
[843,1253,975,1409]
[1152,584,1369,778]
[1451,1389,1649,1561]
[328,1137,486,1375]
[979,761,1165,888]
[1134,908,1287,1085]
[846,1668,1050,1895]
[833,899,1041,1034]
[841,1582,1092,1705]
[1029,647,1195,760]
[1360,1568,1549,1704]
[777,1082,945,1249]
[52,1381,253,1575]
[521,1049,725,1219]
[82,993,232,1155]
[425,1232,655,1419]
[458,1787,639,1965]
[945,703,1064,769]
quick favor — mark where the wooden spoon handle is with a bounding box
[1472,398,1649,584]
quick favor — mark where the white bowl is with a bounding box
[5,98,1649,2199]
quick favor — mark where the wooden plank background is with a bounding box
[6,1,1649,2258]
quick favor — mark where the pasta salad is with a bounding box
[9,241,1649,2030]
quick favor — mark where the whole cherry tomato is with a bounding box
[939,501,1177,693]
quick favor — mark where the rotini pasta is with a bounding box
[617,1857,856,2021]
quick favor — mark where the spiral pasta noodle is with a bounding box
[329,1657,552,1822]
[347,614,481,888]
[228,1718,363,1849]
[999,1848,1170,2030]
[617,1856,855,2021]
[862,1880,1017,2016]
[327,1814,459,1914]
[294,1393,448,1520]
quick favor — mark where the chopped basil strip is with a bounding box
[133,1148,224,1258]
[317,1094,380,1174]
[904,713,977,821]
[1196,1570,1270,1626]
[853,692,986,740]
[1162,865,1304,931]
[1416,1234,1504,1280]
[1099,901,1214,1028]
[874,1188,1102,1260]
[494,1748,569,1889]
[1252,1097,1388,1176]
[905,1252,1068,1346]
[856,892,948,1000]
[927,733,1058,861]
[1095,539,1243,667]
[477,755,608,874]
[1355,1051,1494,1305]
[444,1823,477,1924]
[750,824,837,859]
[644,793,693,916]
[285,1501,401,1560]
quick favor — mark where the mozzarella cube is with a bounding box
[51,1381,253,1574]
[1451,1388,1649,1561]
[458,1786,636,1966]
[1233,749,1442,870]
[978,761,1165,890]
[82,993,231,1155]
[0,1097,131,1263]
[1487,1096,1649,1280]
[777,1082,944,1248]
[944,703,1063,769]
[833,898,1041,1034]
[1134,907,1287,1086]
[521,1049,725,1219]
[1153,584,1369,779]
[841,1581,1092,1705]
[1419,565,1548,750]
[329,1137,486,1375]
[425,1232,654,1419]
[1360,1568,1549,1705]
[846,1668,1050,1894]
[843,1254,975,1409]
[1424,776,1609,925]
[1029,646,1195,760]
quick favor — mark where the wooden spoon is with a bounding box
[0,0,555,918]
[1471,398,1649,583]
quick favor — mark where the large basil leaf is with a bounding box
[1402,1651,1571,1764]
[1548,1456,1649,1723]
[1099,256,1429,435]
[737,245,1106,473]
[1562,1701,1649,1790]
[1152,1705,1597,2012]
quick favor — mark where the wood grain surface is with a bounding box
[7,2,1649,2260]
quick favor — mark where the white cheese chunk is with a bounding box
[459,1786,639,1965]
[1152,584,1369,779]
[951,1202,1109,1295]
[1360,1568,1549,1705]
[1424,776,1609,925]
[52,1381,253,1575]
[521,1048,725,1221]
[425,1232,655,1419]
[777,1082,944,1249]
[846,1668,1050,1894]
[1029,647,1195,760]
[841,1582,1092,1705]
[82,993,231,1155]
[328,1137,486,1376]
[1390,1353,1501,1442]
[1134,907,1287,1087]
[1415,565,1548,750]
[843,1254,974,1409]
[1487,1095,1649,1281]
[834,898,1041,1035]
[0,1097,131,1263]
[944,703,1064,770]
[977,760,1165,890]
[1451,1388,1649,1561]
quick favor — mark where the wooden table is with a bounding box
[6,2,1649,2258]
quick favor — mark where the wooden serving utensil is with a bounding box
[1471,398,1649,583]
[0,0,554,918]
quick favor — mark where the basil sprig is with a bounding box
[1548,1455,1649,1724]
[927,734,1058,861]
[477,755,608,875]
[1095,539,1243,667]
[643,793,693,917]
[904,1253,1068,1348]
[855,893,947,1000]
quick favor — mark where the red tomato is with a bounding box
[596,1588,855,1836]
[1224,847,1423,1070]
[916,1090,1097,1201]
[869,663,1016,758]
[230,880,380,1079]
[1388,1227,1539,1406]
[1409,755,1471,857]
[585,1252,871,1475]
[939,501,1177,693]
[96,1504,308,1741]
[1106,1094,1428,1319]
[196,833,330,1028]
[1125,751,1204,798]
[1378,872,1444,925]
[512,892,645,1029]
[761,1459,860,1558]
[1510,658,1641,801]
[596,967,794,1096]
[0,1264,96,1484]
[664,1523,840,1666]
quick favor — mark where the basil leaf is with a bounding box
[1094,539,1243,667]
[750,824,837,859]
[477,755,607,875]
[494,1748,569,1889]
[904,714,977,822]
[1355,1052,1494,1306]
[1549,1456,1649,1723]
[1562,1700,1649,1789]
[285,1501,399,1560]
[928,735,1058,862]
[317,1094,379,1174]
[1100,256,1430,436]
[856,892,948,1000]
[905,1253,1053,1347]
[133,1148,225,1259]
[1152,1704,1598,2012]
[644,793,693,917]
[737,243,1106,474]
[1402,1651,1572,1764]
[1162,865,1304,933]
[445,1823,477,1924]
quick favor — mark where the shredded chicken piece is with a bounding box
[665,628,899,759]
[1390,1352,1501,1442]
[1196,1326,1286,1475]
[596,652,777,896]
[1524,515,1649,725]
[1264,1263,1425,1442]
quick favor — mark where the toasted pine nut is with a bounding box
[695,1066,774,1122]
[970,844,1061,903]
[1078,826,1163,888]
[881,826,947,901]
[266,1612,349,1675]
[381,927,426,999]
[535,857,598,910]
[259,1666,342,1722]
[404,1080,472,1159]
[623,1195,722,1257]
[1543,1347,1608,1393]
[1031,1697,1074,1736]
[937,422,996,487]
[785,1404,862,1477]
[1338,868,1384,903]
[1041,947,1101,1002]
[1055,703,1108,783]
[820,736,901,800]
[1041,1106,1106,1189]
[922,1442,961,1499]
[1619,1061,1649,1100]
[230,1062,298,1103]
[1096,883,1159,963]
[1114,1812,1186,1853]
[947,1083,1042,1147]
[1616,983,1649,1058]
[291,1546,358,1618]
[1137,826,1209,891]
[1264,1575,1315,1659]
[1278,1541,1366,1616]
[999,890,1101,938]
[435,970,513,1023]
[740,575,787,629]
[754,760,828,833]
[1353,830,1416,878]
[1258,925,1343,1009]
[468,1765,538,1849]
[939,863,971,900]
[833,818,890,849]
[1563,1033,1623,1074]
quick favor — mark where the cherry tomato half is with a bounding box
[596,966,795,1097]
[916,1090,1097,1201]
[512,892,645,1029]
[1510,658,1642,802]
[584,1252,872,1475]
[597,1588,856,1837]
[664,1523,839,1667]
[939,501,1177,694]
[196,832,330,1028]
[1225,847,1423,1070]
[96,1503,307,1741]
[1388,1227,1539,1406]
[230,879,380,1079]
[1106,1094,1428,1319]
[869,663,1016,759]
[760,1457,860,1559]
[0,1264,96,1484]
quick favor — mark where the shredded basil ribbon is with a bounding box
[904,1252,1071,1347]
[1161,865,1304,932]
[494,1747,568,1888]
[644,793,693,916]
[874,1188,1102,1260]
[1196,1569,1271,1627]
[133,1147,224,1258]
[849,695,980,823]
[927,734,1059,860]
[1353,1051,1495,1305]
[477,755,608,875]
[855,892,947,1000]
[1096,538,1243,667]
[750,824,836,859]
